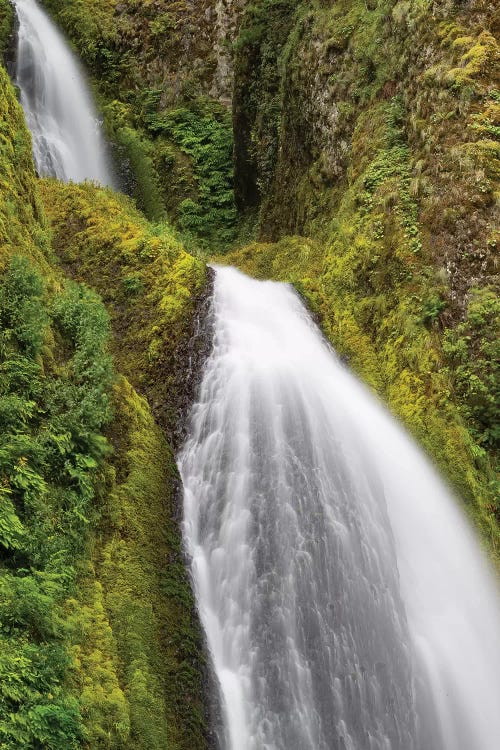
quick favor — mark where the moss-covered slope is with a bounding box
[39,179,207,440]
[0,57,209,749]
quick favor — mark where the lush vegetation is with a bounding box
[0,0,498,747]
[0,256,113,749]
[0,57,208,748]
[147,101,238,250]
[39,179,207,438]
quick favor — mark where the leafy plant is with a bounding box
[443,287,500,451]
[0,256,114,746]
[146,102,238,250]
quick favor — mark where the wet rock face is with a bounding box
[41,0,247,107]
[231,1,369,228]
[232,3,358,234]
[210,0,248,104]
[115,0,221,102]
[232,0,302,211]
[173,267,216,451]
[259,19,354,232]
[117,0,247,107]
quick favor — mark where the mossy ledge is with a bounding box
[38,179,209,444]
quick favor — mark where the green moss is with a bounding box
[66,576,131,749]
[444,30,499,90]
[223,235,322,280]
[39,179,206,437]
[67,376,207,749]
[1,55,209,747]
[0,67,51,271]
[0,0,13,55]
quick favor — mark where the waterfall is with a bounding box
[178,266,500,750]
[13,0,114,186]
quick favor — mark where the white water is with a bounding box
[179,266,500,750]
[13,0,114,185]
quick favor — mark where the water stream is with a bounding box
[13,0,114,186]
[179,266,500,750]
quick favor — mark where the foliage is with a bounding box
[443,288,500,453]
[147,102,237,250]
[0,639,82,750]
[0,0,13,55]
[1,52,209,746]
[0,255,114,748]
[39,179,207,440]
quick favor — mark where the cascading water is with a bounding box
[13,0,114,185]
[179,266,500,750]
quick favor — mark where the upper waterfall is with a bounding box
[13,0,114,186]
[179,266,500,750]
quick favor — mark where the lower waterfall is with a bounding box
[13,0,114,186]
[178,266,500,750]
